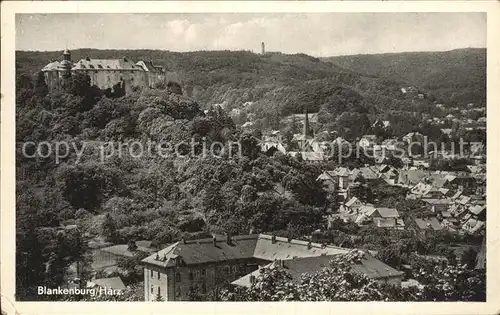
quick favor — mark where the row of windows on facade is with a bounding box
[150,283,208,296]
[150,265,241,281]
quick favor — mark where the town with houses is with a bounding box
[13,14,487,303]
[74,103,486,301]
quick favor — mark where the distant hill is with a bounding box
[16,49,427,127]
[323,48,486,106]
[16,48,485,131]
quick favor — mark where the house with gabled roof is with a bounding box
[87,276,126,292]
[402,132,424,145]
[422,198,453,213]
[358,135,378,149]
[343,196,364,213]
[462,219,485,234]
[232,250,404,288]
[414,217,443,231]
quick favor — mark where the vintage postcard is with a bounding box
[1,1,500,314]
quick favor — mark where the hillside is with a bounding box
[16,49,438,130]
[323,48,486,106]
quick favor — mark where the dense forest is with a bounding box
[16,48,486,133]
[323,48,486,107]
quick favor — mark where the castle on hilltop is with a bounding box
[41,49,178,94]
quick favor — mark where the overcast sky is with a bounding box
[16,13,486,57]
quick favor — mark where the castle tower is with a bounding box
[59,48,73,83]
[261,42,265,55]
[63,48,71,62]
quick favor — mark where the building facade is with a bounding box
[41,49,168,93]
[141,234,404,301]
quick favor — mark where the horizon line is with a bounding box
[15,46,486,58]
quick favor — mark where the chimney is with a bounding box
[250,274,256,284]
[226,232,232,245]
[307,241,312,250]
[271,234,277,244]
[303,106,311,139]
[279,259,285,268]
[155,252,160,260]
[287,236,292,243]
[212,235,217,247]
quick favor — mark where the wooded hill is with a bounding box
[16,48,485,132]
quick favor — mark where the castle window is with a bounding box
[223,266,230,275]
[188,272,193,280]
[195,270,200,278]
[151,270,154,278]
[97,65,103,69]
[175,272,181,282]
[157,286,161,295]
[150,285,154,293]
[81,65,86,69]
[158,272,160,280]
[201,269,206,277]
[89,64,94,69]
[232,265,237,274]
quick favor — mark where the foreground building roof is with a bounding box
[142,234,349,268]
[232,252,404,287]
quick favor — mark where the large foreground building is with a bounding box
[141,234,404,301]
[41,49,171,93]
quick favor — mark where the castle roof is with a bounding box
[42,61,61,71]
[136,60,165,73]
[71,57,142,71]
[59,59,73,69]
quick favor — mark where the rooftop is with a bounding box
[88,277,126,291]
[141,234,349,268]
[231,251,403,288]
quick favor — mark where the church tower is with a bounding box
[261,42,265,55]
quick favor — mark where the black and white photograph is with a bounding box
[3,2,498,310]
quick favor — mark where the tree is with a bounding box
[34,71,49,97]
[414,262,485,301]
[239,132,260,160]
[219,250,418,301]
[17,73,34,90]
[460,247,478,269]
[154,293,164,301]
[167,81,183,95]
[127,239,138,252]
[102,213,120,243]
